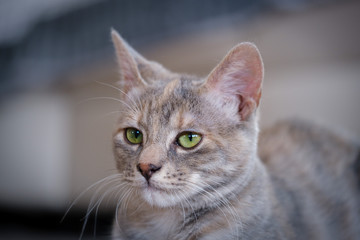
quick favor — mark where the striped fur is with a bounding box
[110,30,360,239]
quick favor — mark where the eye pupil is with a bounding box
[188,133,193,141]
[134,130,140,138]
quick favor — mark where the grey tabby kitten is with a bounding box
[110,29,360,240]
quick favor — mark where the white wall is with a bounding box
[0,93,71,209]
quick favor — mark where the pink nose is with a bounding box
[137,163,162,181]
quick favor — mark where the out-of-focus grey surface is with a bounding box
[0,0,101,43]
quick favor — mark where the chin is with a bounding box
[141,186,182,208]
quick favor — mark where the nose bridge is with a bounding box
[139,144,162,165]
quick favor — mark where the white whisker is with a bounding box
[173,190,186,223]
[184,179,243,239]
[62,174,123,222]
[80,180,124,239]
[77,97,136,113]
[92,110,125,122]
[94,80,142,112]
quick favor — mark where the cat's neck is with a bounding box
[166,155,272,228]
[234,156,273,223]
[180,155,274,236]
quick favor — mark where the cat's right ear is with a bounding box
[111,29,147,94]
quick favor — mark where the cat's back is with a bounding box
[258,120,360,239]
[258,120,359,184]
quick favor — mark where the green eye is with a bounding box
[125,128,143,144]
[177,132,202,149]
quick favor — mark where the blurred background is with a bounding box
[1,0,359,239]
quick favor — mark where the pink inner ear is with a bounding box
[207,43,263,107]
[221,60,251,96]
[115,44,141,84]
[122,60,138,81]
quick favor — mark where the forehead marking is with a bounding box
[179,112,195,129]
[148,100,160,143]
[159,79,180,104]
[136,105,144,126]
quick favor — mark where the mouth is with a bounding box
[143,181,165,192]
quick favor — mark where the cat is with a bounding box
[110,29,360,240]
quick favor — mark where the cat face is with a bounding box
[111,30,263,208]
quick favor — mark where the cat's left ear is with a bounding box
[204,42,264,120]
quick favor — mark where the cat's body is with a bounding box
[259,121,360,240]
[110,30,360,239]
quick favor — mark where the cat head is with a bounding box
[111,30,263,208]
